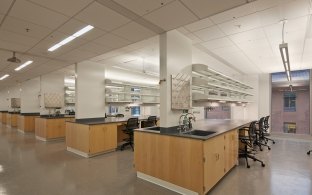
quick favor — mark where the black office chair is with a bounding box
[141,116,157,128]
[239,121,265,168]
[307,150,312,155]
[120,118,139,151]
[256,117,271,151]
[262,116,275,144]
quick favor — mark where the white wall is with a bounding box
[75,61,105,119]
[159,30,192,127]
[40,70,65,115]
[21,77,40,113]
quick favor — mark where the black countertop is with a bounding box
[0,111,8,113]
[20,113,40,116]
[39,115,75,119]
[135,119,251,140]
[8,112,20,114]
[71,116,159,125]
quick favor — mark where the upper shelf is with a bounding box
[192,64,253,90]
[105,79,159,89]
[192,77,253,97]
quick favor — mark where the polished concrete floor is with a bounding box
[0,124,312,195]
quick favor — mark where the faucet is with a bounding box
[178,113,196,133]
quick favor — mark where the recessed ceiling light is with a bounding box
[0,74,9,80]
[48,25,94,52]
[15,60,33,71]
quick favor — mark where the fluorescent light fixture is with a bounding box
[64,78,75,84]
[48,25,94,52]
[0,74,9,80]
[15,60,33,71]
[279,43,291,81]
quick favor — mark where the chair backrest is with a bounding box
[126,118,139,129]
[147,116,157,125]
[258,117,265,132]
[247,121,258,147]
[264,115,270,129]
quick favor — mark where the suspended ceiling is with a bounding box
[0,0,312,89]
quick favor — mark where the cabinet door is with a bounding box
[203,135,225,192]
[89,124,117,154]
[224,130,238,173]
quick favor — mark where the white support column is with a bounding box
[75,60,105,119]
[159,30,192,127]
[21,77,40,113]
[40,71,65,115]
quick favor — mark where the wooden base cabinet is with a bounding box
[35,117,74,141]
[18,115,38,133]
[0,113,7,124]
[66,122,120,157]
[6,113,18,127]
[134,129,238,195]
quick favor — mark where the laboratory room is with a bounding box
[0,0,311,195]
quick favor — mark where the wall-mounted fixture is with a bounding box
[279,19,291,81]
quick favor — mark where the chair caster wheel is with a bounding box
[262,163,265,167]
[260,149,263,151]
[268,147,271,150]
[273,141,275,144]
[247,165,250,168]
[308,151,311,155]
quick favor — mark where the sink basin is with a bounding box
[183,130,216,136]
[144,126,160,131]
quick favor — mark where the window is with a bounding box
[283,122,296,133]
[131,106,140,116]
[284,92,296,112]
[109,105,118,114]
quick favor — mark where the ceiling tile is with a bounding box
[0,40,29,52]
[201,37,234,50]
[212,45,241,55]
[58,48,98,62]
[281,0,310,19]
[193,26,226,41]
[113,0,174,16]
[253,0,280,11]
[217,13,261,35]
[184,17,214,32]
[27,0,93,17]
[1,16,52,40]
[90,50,127,62]
[0,30,38,47]
[57,19,106,41]
[229,28,266,44]
[176,27,190,35]
[112,22,156,42]
[75,1,130,31]
[143,1,198,31]
[180,0,247,19]
[210,2,256,24]
[8,0,68,29]
[78,42,112,55]
[0,0,13,14]
[185,33,202,44]
[93,33,131,49]
[257,6,282,27]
